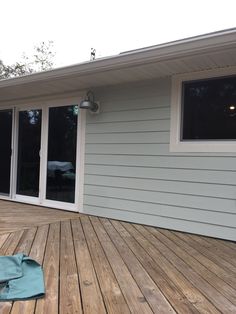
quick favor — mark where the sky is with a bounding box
[1,0,236,68]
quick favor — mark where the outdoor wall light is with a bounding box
[79,91,100,113]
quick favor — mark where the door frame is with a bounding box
[13,105,43,204]
[0,96,85,212]
[39,98,85,212]
[0,106,15,200]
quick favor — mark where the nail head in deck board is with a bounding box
[71,218,107,314]
[80,215,131,314]
[99,217,175,313]
[90,216,153,314]
[60,220,83,314]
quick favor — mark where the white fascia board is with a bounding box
[0,28,236,89]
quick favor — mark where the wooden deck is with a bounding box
[0,201,235,313]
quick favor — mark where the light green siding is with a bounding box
[83,78,236,241]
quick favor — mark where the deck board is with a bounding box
[147,227,236,307]
[90,216,153,314]
[0,200,78,234]
[166,230,236,288]
[71,219,106,314]
[122,222,220,314]
[35,222,60,314]
[175,231,236,275]
[0,202,235,313]
[81,215,130,314]
[138,224,235,313]
[99,217,175,313]
[11,228,38,314]
[110,219,198,314]
[59,220,82,314]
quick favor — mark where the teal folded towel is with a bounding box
[0,253,45,301]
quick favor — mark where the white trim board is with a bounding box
[0,97,85,212]
[170,66,236,152]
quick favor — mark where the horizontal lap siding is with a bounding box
[83,79,236,241]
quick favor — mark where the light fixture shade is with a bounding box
[79,91,100,113]
[79,100,92,109]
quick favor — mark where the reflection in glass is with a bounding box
[0,110,12,195]
[17,110,42,197]
[46,105,78,203]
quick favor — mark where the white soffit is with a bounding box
[0,28,236,103]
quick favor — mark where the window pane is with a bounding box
[182,75,236,140]
[0,110,12,195]
[46,105,78,203]
[17,110,42,197]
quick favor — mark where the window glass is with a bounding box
[182,75,236,140]
[0,109,12,195]
[46,105,78,203]
[17,110,42,197]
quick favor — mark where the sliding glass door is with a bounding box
[16,109,42,198]
[0,109,13,196]
[0,100,81,211]
[46,105,78,204]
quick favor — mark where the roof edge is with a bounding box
[0,28,236,88]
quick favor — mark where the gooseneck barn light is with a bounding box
[79,91,100,113]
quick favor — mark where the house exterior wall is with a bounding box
[83,78,236,241]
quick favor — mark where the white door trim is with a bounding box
[14,106,42,203]
[0,96,85,213]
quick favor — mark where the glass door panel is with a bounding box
[17,109,42,197]
[0,109,12,196]
[46,105,78,203]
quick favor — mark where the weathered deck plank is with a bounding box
[110,219,199,314]
[81,215,130,314]
[0,202,235,313]
[11,225,49,314]
[124,222,223,314]
[0,229,26,314]
[90,216,153,314]
[149,227,236,306]
[186,233,236,276]
[135,224,235,313]
[35,222,60,314]
[99,217,175,313]
[163,229,236,288]
[0,200,78,234]
[71,219,106,314]
[59,220,82,314]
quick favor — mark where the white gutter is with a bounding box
[0,28,236,88]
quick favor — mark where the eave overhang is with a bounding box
[0,28,236,103]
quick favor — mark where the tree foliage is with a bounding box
[0,41,55,80]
